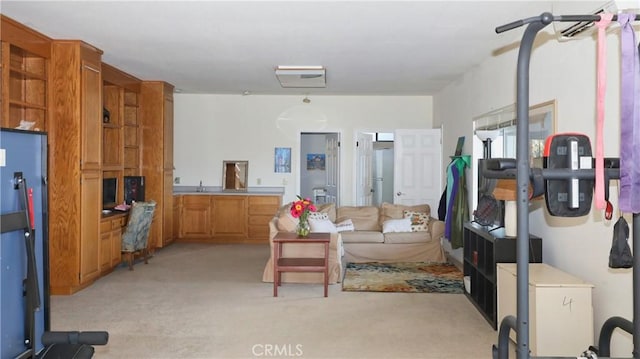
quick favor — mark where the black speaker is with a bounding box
[124,176,145,205]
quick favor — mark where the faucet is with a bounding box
[197,180,205,192]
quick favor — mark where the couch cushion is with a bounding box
[341,230,385,244]
[316,202,336,222]
[336,206,381,231]
[384,231,433,244]
[275,203,298,232]
[379,202,431,226]
[382,218,412,233]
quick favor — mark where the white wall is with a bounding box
[173,95,433,204]
[435,27,634,356]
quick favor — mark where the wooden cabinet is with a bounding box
[178,195,212,238]
[0,15,51,131]
[49,40,103,295]
[176,194,281,243]
[211,196,248,239]
[497,263,594,356]
[463,222,542,329]
[100,213,126,274]
[141,81,174,249]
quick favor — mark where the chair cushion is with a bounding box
[122,201,156,252]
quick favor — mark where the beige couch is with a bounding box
[261,202,445,284]
[337,202,445,263]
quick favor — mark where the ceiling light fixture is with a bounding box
[302,96,311,104]
[275,66,326,88]
[242,90,251,96]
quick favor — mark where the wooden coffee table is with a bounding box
[272,232,330,297]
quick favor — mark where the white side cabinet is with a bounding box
[497,263,594,357]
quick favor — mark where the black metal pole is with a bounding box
[634,212,640,358]
[514,13,553,359]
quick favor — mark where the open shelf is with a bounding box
[463,222,542,329]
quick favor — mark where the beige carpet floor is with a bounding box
[50,243,503,358]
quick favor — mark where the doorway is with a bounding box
[300,132,340,205]
[355,131,395,206]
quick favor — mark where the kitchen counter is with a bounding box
[173,186,284,196]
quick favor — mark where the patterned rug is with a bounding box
[342,262,464,294]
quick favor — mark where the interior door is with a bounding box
[356,132,373,205]
[393,129,442,212]
[325,134,340,204]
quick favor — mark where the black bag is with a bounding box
[609,216,633,269]
[473,193,501,227]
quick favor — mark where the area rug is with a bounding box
[342,262,464,294]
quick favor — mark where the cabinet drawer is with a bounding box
[100,220,111,232]
[249,196,280,206]
[248,225,269,239]
[249,215,272,226]
[249,204,279,216]
[113,217,126,229]
[182,195,210,206]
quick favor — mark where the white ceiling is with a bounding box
[1,1,587,96]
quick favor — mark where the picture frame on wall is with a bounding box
[306,153,326,170]
[274,147,291,173]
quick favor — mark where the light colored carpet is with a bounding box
[50,243,502,358]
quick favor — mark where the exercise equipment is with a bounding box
[0,129,108,358]
[481,12,639,359]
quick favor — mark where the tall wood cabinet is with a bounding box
[49,40,103,294]
[0,15,51,131]
[140,81,174,249]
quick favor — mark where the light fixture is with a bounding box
[475,130,501,159]
[302,96,311,104]
[242,90,251,96]
[275,66,326,88]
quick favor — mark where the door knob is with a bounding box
[396,192,404,196]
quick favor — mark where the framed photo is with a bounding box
[274,147,291,173]
[306,153,326,170]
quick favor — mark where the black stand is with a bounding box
[487,12,639,359]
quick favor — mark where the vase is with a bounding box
[296,218,310,237]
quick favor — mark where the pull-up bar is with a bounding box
[496,13,629,34]
[490,12,640,359]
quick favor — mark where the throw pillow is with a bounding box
[276,203,298,232]
[335,219,355,232]
[309,218,338,233]
[308,212,329,221]
[403,210,430,232]
[382,218,412,233]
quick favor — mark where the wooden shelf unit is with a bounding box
[463,222,543,329]
[0,15,52,131]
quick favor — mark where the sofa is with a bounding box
[261,202,446,284]
[337,202,445,263]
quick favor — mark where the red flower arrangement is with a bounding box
[290,196,316,236]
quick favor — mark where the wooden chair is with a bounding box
[121,201,156,270]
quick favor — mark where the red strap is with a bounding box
[594,14,614,210]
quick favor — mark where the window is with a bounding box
[471,100,556,207]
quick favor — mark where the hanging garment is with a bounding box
[618,13,640,213]
[450,163,469,249]
[594,14,614,210]
[609,216,633,268]
[438,185,447,221]
[445,163,460,239]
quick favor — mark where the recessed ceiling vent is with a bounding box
[275,66,326,88]
[552,1,629,41]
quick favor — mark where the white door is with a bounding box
[325,134,340,204]
[356,132,373,205]
[394,129,442,212]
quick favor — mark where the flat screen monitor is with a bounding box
[103,177,118,208]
